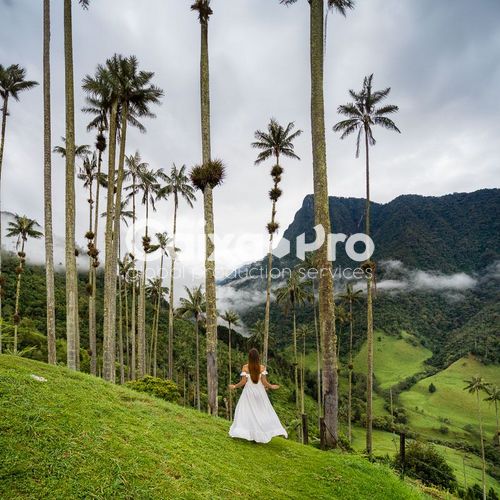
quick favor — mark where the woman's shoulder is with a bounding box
[242,364,248,371]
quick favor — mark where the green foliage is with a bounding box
[125,376,180,403]
[429,383,436,393]
[394,441,457,491]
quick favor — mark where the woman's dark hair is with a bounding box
[248,348,260,383]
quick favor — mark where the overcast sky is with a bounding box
[1,0,499,281]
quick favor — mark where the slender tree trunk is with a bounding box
[364,126,374,455]
[13,240,26,353]
[263,153,279,364]
[124,278,129,380]
[228,322,232,421]
[118,269,125,384]
[101,99,118,381]
[43,0,57,365]
[0,95,9,355]
[137,200,149,378]
[310,0,338,447]
[130,179,137,379]
[477,392,487,500]
[153,252,164,378]
[313,281,322,427]
[168,197,177,379]
[63,0,79,370]
[196,318,201,411]
[494,400,499,446]
[89,145,103,376]
[199,17,218,416]
[293,303,299,414]
[108,105,128,382]
[348,297,353,443]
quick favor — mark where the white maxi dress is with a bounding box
[229,369,288,443]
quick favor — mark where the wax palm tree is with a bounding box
[0,64,38,354]
[63,0,90,370]
[248,319,266,353]
[133,165,161,377]
[485,385,500,446]
[276,270,312,416]
[177,285,206,411]
[296,252,323,426]
[42,0,56,364]
[146,276,168,376]
[340,282,362,442]
[158,164,196,379]
[190,159,225,416]
[191,0,220,416]
[53,136,91,159]
[297,323,311,443]
[280,0,354,448]
[333,74,400,454]
[464,376,490,500]
[83,55,163,382]
[220,309,240,420]
[118,255,133,382]
[6,215,43,352]
[123,151,148,378]
[251,118,302,364]
[148,231,172,377]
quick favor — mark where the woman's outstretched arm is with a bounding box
[261,375,279,390]
[229,374,247,390]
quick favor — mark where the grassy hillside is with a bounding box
[400,355,500,442]
[353,331,432,389]
[0,356,427,500]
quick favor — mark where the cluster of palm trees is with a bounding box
[0,0,407,452]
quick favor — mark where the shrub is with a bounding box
[394,441,457,492]
[125,376,180,403]
[428,382,436,393]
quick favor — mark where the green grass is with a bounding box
[400,355,500,442]
[0,356,427,500]
[350,427,499,493]
[353,331,432,389]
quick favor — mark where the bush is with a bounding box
[125,376,180,403]
[394,441,457,492]
[428,382,436,393]
[439,425,449,435]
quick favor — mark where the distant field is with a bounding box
[353,331,432,389]
[400,355,500,442]
[350,426,499,493]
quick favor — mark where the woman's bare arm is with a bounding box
[261,375,279,390]
[229,376,247,390]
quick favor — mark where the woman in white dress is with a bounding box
[228,348,288,443]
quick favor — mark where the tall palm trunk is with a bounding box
[310,0,338,447]
[63,0,79,370]
[348,296,353,443]
[199,16,218,416]
[476,391,487,500]
[0,94,9,354]
[292,302,299,414]
[228,321,233,420]
[364,125,374,455]
[118,265,125,384]
[167,195,178,379]
[123,277,130,379]
[153,252,164,377]
[43,0,57,365]
[101,99,118,381]
[13,240,26,352]
[263,152,279,364]
[313,282,322,427]
[195,317,201,411]
[130,176,137,379]
[107,104,128,382]
[89,141,103,376]
[137,200,149,378]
